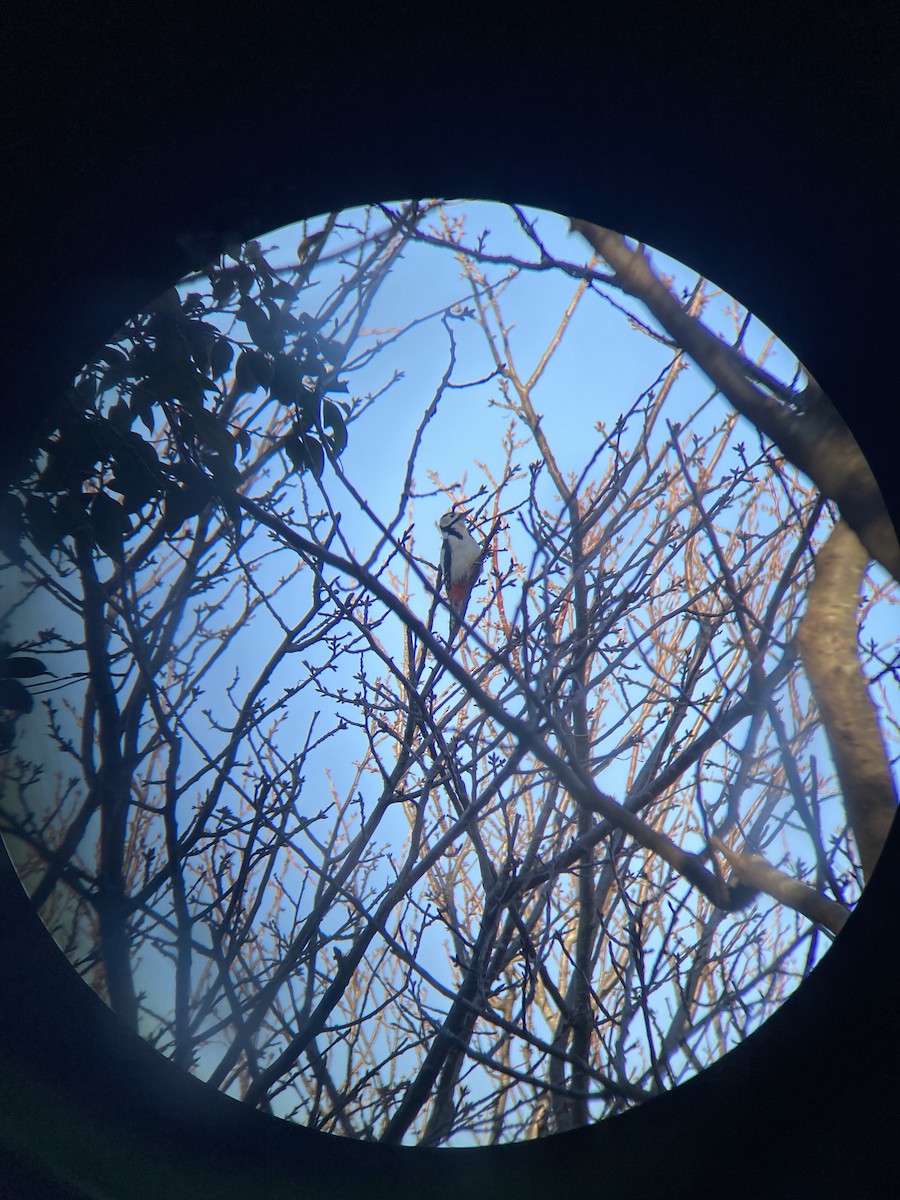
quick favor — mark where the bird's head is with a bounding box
[438,510,466,537]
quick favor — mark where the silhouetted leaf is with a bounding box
[109,436,164,512]
[297,388,319,431]
[271,280,296,301]
[0,492,25,563]
[209,337,234,379]
[90,492,131,561]
[184,320,220,371]
[234,262,254,295]
[108,400,132,432]
[128,342,156,376]
[146,311,181,341]
[220,493,242,535]
[0,677,34,714]
[99,346,136,390]
[163,480,211,534]
[238,298,280,352]
[286,435,325,480]
[24,495,62,556]
[170,361,213,408]
[2,656,47,679]
[293,331,317,357]
[233,350,260,397]
[54,492,91,538]
[75,374,97,404]
[269,353,306,405]
[285,437,308,475]
[317,336,344,366]
[236,428,253,459]
[306,436,325,479]
[130,380,159,430]
[322,400,348,457]
[182,292,206,317]
[234,349,272,395]
[204,454,241,490]
[142,287,181,316]
[211,270,237,304]
[37,419,118,492]
[190,407,235,460]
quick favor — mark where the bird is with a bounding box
[438,509,482,632]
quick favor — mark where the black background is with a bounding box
[2,5,899,1197]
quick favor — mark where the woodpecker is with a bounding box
[438,510,482,628]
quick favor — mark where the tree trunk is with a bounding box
[797,520,897,880]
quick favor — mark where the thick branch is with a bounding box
[796,520,897,880]
[711,838,848,936]
[570,220,900,584]
[382,888,502,1146]
[75,534,139,1031]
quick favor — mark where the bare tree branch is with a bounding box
[569,218,900,584]
[797,520,898,879]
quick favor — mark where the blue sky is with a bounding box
[271,201,801,540]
